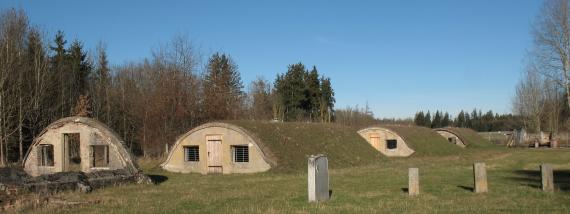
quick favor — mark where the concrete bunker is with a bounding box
[434,128,466,148]
[23,117,142,177]
[161,122,272,174]
[357,127,415,157]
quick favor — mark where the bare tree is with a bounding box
[533,0,570,111]
[513,70,545,133]
[248,76,273,120]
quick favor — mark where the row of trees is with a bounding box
[414,109,523,132]
[0,8,336,164]
[512,0,570,134]
[273,63,335,122]
[0,9,98,165]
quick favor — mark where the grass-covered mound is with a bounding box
[226,121,384,173]
[439,127,496,149]
[379,125,463,157]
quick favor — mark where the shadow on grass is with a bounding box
[510,170,570,192]
[148,174,169,184]
[401,187,408,193]
[457,185,474,192]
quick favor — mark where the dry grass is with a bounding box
[11,148,570,213]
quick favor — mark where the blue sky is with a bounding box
[1,0,543,118]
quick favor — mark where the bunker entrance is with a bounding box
[64,133,81,171]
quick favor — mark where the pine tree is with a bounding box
[442,112,451,127]
[424,111,432,128]
[203,53,244,120]
[67,40,92,115]
[92,42,111,124]
[50,31,67,118]
[305,66,321,121]
[432,111,442,128]
[319,76,335,122]
[456,110,465,127]
[414,111,425,126]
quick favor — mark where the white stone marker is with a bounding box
[541,164,554,192]
[308,154,329,202]
[473,162,488,193]
[408,168,419,196]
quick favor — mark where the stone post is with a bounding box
[541,164,554,192]
[308,154,329,202]
[408,168,419,196]
[473,162,488,193]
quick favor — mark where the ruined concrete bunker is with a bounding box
[23,117,142,177]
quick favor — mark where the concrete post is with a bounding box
[408,168,419,196]
[308,154,329,202]
[541,164,554,192]
[473,162,488,193]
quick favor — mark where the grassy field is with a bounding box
[15,148,570,213]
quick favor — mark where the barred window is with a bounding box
[39,144,54,166]
[232,145,249,163]
[184,146,199,162]
[386,139,397,150]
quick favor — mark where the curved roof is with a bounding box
[167,121,383,172]
[162,122,278,167]
[359,125,462,156]
[22,116,142,175]
[434,127,494,148]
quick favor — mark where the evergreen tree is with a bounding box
[50,31,67,118]
[67,39,92,114]
[319,76,335,122]
[92,42,111,123]
[203,53,244,120]
[455,110,465,127]
[414,111,425,126]
[442,112,451,127]
[424,111,432,127]
[305,66,321,121]
[432,111,442,128]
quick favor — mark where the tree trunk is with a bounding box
[18,96,23,162]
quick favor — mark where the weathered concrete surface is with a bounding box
[408,168,419,196]
[473,162,488,193]
[308,155,329,202]
[541,164,554,192]
[161,122,271,174]
[23,117,142,177]
[357,127,415,157]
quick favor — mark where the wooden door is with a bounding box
[370,135,380,150]
[207,140,223,174]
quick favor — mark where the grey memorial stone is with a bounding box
[308,154,329,202]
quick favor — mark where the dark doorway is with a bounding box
[64,133,81,171]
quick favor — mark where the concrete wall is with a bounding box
[161,123,271,174]
[24,121,131,176]
[435,130,466,148]
[357,127,414,157]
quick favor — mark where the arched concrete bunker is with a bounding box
[23,117,141,177]
[434,128,466,148]
[357,127,415,157]
[161,122,272,174]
